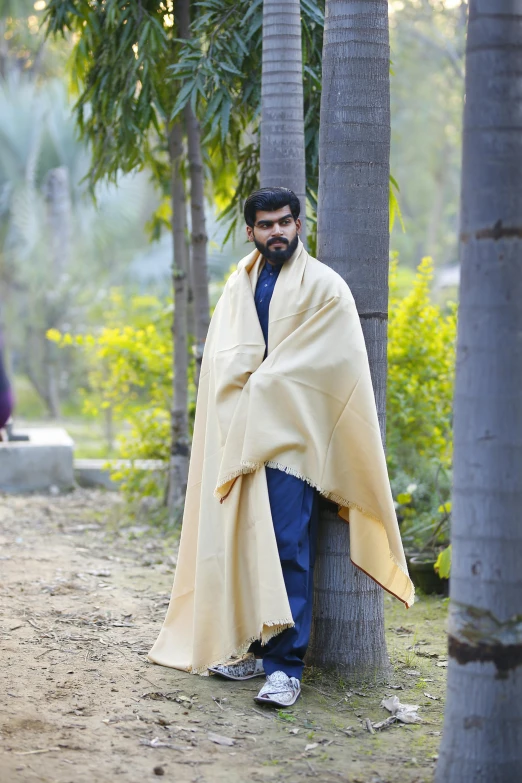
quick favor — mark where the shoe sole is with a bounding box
[208,666,265,681]
[254,690,301,707]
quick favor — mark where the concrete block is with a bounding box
[74,459,119,490]
[74,458,165,491]
[0,427,75,493]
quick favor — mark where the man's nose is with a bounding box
[270,222,284,235]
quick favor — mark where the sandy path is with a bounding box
[0,489,445,783]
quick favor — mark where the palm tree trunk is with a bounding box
[185,105,210,380]
[260,0,307,243]
[166,122,190,515]
[307,0,391,680]
[178,0,210,383]
[435,5,522,780]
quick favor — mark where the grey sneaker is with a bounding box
[254,671,301,707]
[209,653,265,681]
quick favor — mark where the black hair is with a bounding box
[243,187,300,228]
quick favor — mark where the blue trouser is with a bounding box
[250,466,319,680]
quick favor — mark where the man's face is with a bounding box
[246,205,301,265]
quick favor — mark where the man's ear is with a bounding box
[296,218,302,235]
[246,226,254,242]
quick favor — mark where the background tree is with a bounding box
[171,0,403,254]
[45,1,207,509]
[260,0,307,242]
[178,0,210,381]
[166,119,189,512]
[435,4,522,780]
[170,0,324,248]
[307,0,391,679]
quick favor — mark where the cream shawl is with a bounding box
[148,241,414,674]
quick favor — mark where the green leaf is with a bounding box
[170,80,195,120]
[390,174,405,234]
[397,492,412,505]
[242,0,263,25]
[301,0,325,26]
[438,501,452,514]
[390,173,400,191]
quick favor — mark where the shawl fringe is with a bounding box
[189,617,295,675]
[149,241,414,677]
[215,459,414,592]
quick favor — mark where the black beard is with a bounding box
[254,233,299,265]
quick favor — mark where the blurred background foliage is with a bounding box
[388,256,456,553]
[1,1,463,532]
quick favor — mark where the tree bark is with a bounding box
[178,0,210,382]
[260,0,307,243]
[307,0,391,681]
[185,105,210,379]
[186,242,196,341]
[166,122,190,515]
[435,5,522,781]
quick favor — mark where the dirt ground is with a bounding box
[0,489,448,783]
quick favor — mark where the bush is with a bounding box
[387,256,457,551]
[48,290,193,510]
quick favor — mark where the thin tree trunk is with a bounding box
[166,122,190,515]
[44,339,60,420]
[307,0,391,681]
[435,4,522,780]
[25,330,59,420]
[42,166,73,419]
[260,0,307,243]
[186,242,196,341]
[178,0,210,383]
[185,105,210,379]
[0,20,8,80]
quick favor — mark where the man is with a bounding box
[149,188,413,707]
[207,189,319,706]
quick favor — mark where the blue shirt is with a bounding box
[254,260,282,351]
[254,259,317,549]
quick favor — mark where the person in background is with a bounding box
[0,329,14,436]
